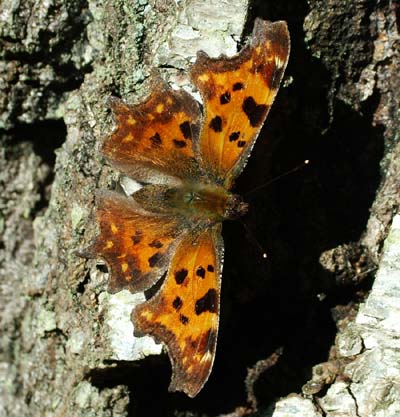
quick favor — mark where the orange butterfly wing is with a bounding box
[190,19,290,187]
[133,225,223,397]
[83,18,290,398]
[102,77,202,184]
[83,191,188,293]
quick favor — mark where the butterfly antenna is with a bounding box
[244,159,310,197]
[239,218,268,259]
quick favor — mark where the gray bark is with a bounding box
[0,0,399,416]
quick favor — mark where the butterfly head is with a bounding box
[224,193,248,220]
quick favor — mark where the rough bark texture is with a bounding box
[0,0,398,416]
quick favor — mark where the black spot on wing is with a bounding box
[173,139,187,148]
[237,140,246,148]
[195,288,218,315]
[148,252,162,267]
[175,268,188,284]
[172,296,183,311]
[196,266,205,279]
[148,239,163,248]
[242,96,268,127]
[131,230,143,245]
[180,314,189,325]
[229,131,240,142]
[149,132,162,147]
[207,264,214,272]
[179,121,192,139]
[209,116,223,132]
[233,82,244,91]
[220,91,231,104]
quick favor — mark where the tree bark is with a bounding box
[0,0,398,416]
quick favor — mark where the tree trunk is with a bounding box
[0,0,398,416]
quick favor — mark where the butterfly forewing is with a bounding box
[102,77,202,185]
[190,20,290,187]
[133,224,223,397]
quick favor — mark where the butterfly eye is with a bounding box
[184,191,203,205]
[184,191,195,204]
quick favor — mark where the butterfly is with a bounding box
[82,19,290,397]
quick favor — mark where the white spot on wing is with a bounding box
[200,351,213,363]
[274,55,285,69]
[120,176,143,195]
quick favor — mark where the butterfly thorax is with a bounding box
[133,183,248,221]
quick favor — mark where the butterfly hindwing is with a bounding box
[190,19,290,187]
[133,224,223,397]
[102,76,202,185]
[83,191,188,293]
